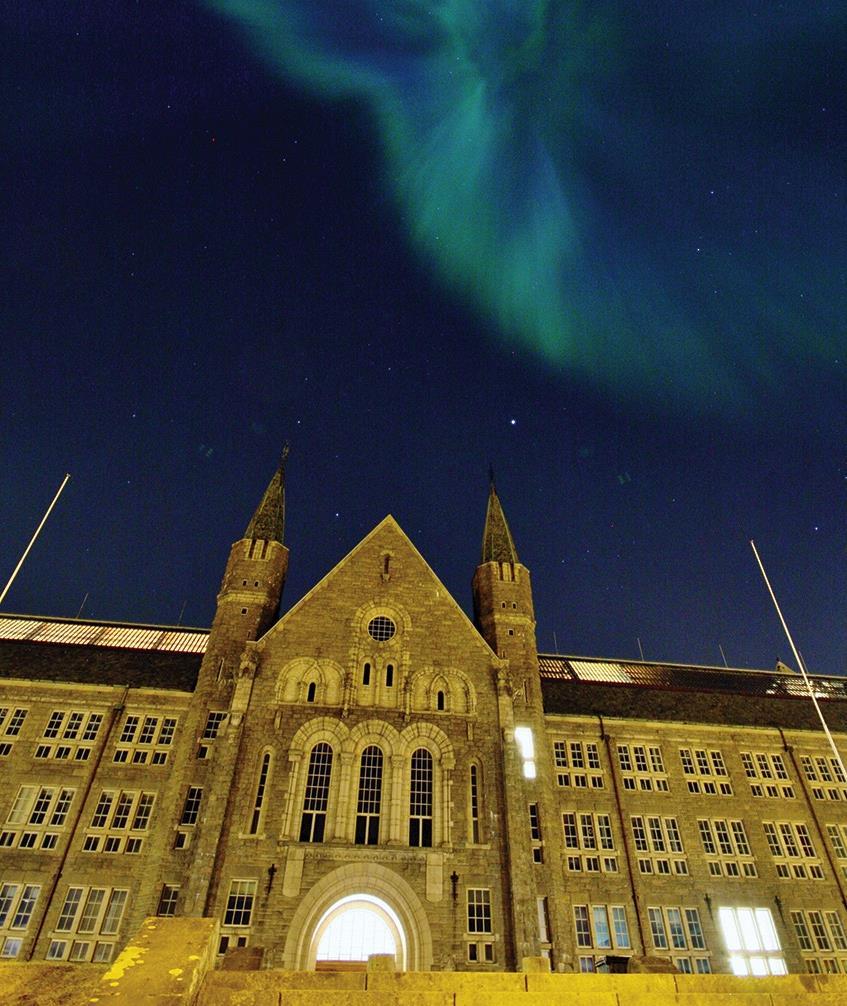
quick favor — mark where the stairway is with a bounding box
[199,968,847,1006]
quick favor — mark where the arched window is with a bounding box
[363,662,371,686]
[299,743,333,843]
[249,752,271,835]
[469,763,480,844]
[409,748,433,848]
[306,682,317,703]
[355,746,383,846]
[436,690,445,711]
[385,664,394,688]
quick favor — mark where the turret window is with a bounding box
[306,682,317,703]
[385,664,394,687]
[300,743,333,843]
[362,663,371,686]
[436,691,445,711]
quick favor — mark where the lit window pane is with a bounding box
[736,908,761,951]
[755,908,779,952]
[729,955,748,975]
[719,908,742,951]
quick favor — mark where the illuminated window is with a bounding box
[718,906,786,976]
[514,727,536,779]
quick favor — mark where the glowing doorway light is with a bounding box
[316,906,395,961]
[718,907,786,976]
[312,894,406,968]
[514,726,536,779]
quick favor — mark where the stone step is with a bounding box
[199,970,847,1006]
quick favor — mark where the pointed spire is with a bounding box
[481,477,519,565]
[244,444,288,544]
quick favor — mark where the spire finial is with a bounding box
[244,449,288,544]
[480,475,519,564]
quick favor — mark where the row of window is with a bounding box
[550,737,845,801]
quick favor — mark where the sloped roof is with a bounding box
[540,654,847,730]
[0,614,206,690]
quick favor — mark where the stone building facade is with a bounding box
[1,462,847,976]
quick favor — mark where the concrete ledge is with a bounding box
[367,971,525,993]
[207,970,366,991]
[0,962,105,1006]
[526,972,677,994]
[457,992,617,1006]
[96,917,219,1003]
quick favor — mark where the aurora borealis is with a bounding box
[204,1,846,404]
[1,5,845,676]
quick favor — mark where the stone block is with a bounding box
[95,916,218,1003]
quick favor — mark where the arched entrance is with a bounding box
[281,863,433,971]
[310,894,406,970]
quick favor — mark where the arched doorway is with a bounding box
[310,894,406,970]
[281,863,433,971]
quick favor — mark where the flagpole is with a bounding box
[0,474,71,607]
[750,539,846,779]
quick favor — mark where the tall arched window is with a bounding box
[306,681,317,703]
[249,751,272,835]
[409,748,433,848]
[355,746,383,846]
[469,763,480,844]
[436,690,445,711]
[299,743,333,843]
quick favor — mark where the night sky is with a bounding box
[2,5,845,676]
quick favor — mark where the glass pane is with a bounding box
[755,908,780,952]
[719,908,742,951]
[736,908,761,951]
[749,956,768,976]
[729,955,748,976]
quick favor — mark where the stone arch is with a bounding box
[407,667,476,716]
[288,717,349,758]
[282,863,433,971]
[282,718,349,840]
[276,658,344,706]
[344,719,402,758]
[399,721,455,769]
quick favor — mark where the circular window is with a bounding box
[367,616,396,642]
